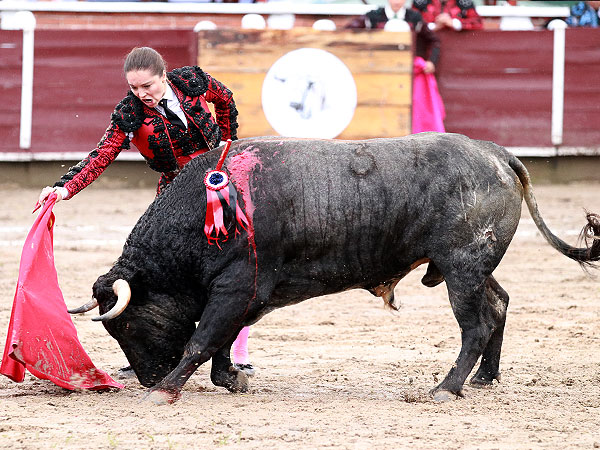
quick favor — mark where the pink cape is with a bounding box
[412,56,446,134]
[1,194,123,390]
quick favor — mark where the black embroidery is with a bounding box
[168,66,209,97]
[193,109,220,148]
[413,0,430,11]
[229,103,239,141]
[111,92,144,132]
[208,77,232,100]
[186,125,208,155]
[457,0,474,10]
[366,8,389,28]
[150,115,165,133]
[147,126,178,173]
[97,126,116,149]
[122,135,131,150]
[168,124,195,156]
[53,150,98,187]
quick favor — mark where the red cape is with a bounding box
[1,194,123,390]
[412,56,446,134]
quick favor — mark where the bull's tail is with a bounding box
[509,155,600,267]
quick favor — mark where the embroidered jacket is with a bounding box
[412,0,484,31]
[54,66,238,197]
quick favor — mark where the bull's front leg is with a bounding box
[145,290,254,404]
[145,327,248,404]
[144,342,211,405]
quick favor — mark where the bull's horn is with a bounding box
[92,279,131,322]
[67,298,99,314]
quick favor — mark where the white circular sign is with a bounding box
[261,48,357,139]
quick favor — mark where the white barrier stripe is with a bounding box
[551,23,566,146]
[0,2,570,18]
[20,26,34,149]
[0,2,374,16]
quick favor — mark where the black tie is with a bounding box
[159,99,186,129]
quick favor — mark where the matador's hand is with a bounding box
[33,186,65,213]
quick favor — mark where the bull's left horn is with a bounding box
[67,298,99,314]
[92,279,131,322]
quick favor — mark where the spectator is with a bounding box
[345,0,441,75]
[345,0,445,133]
[566,1,600,28]
[498,0,534,30]
[412,0,483,31]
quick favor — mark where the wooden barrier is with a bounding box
[3,28,600,157]
[197,29,413,140]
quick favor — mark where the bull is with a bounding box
[69,133,600,404]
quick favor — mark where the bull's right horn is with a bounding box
[67,298,99,314]
[91,279,131,322]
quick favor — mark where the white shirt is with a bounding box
[155,83,188,129]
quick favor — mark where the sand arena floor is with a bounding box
[1,184,600,449]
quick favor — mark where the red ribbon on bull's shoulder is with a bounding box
[203,140,249,248]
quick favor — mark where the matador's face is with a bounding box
[126,69,167,109]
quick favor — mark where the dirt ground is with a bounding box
[1,182,600,449]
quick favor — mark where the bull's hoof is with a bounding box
[470,372,501,387]
[430,387,464,402]
[144,388,181,405]
[211,366,250,393]
[227,367,250,393]
[431,390,454,403]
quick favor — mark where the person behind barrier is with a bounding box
[566,1,600,28]
[36,46,255,378]
[345,0,441,75]
[411,0,483,32]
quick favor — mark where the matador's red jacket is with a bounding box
[412,0,483,31]
[53,66,238,197]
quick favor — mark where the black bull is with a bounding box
[72,133,600,404]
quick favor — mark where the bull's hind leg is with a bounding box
[470,276,509,386]
[431,275,498,400]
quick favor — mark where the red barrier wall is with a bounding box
[562,28,600,147]
[1,28,599,155]
[437,28,600,147]
[0,29,197,155]
[0,30,23,150]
